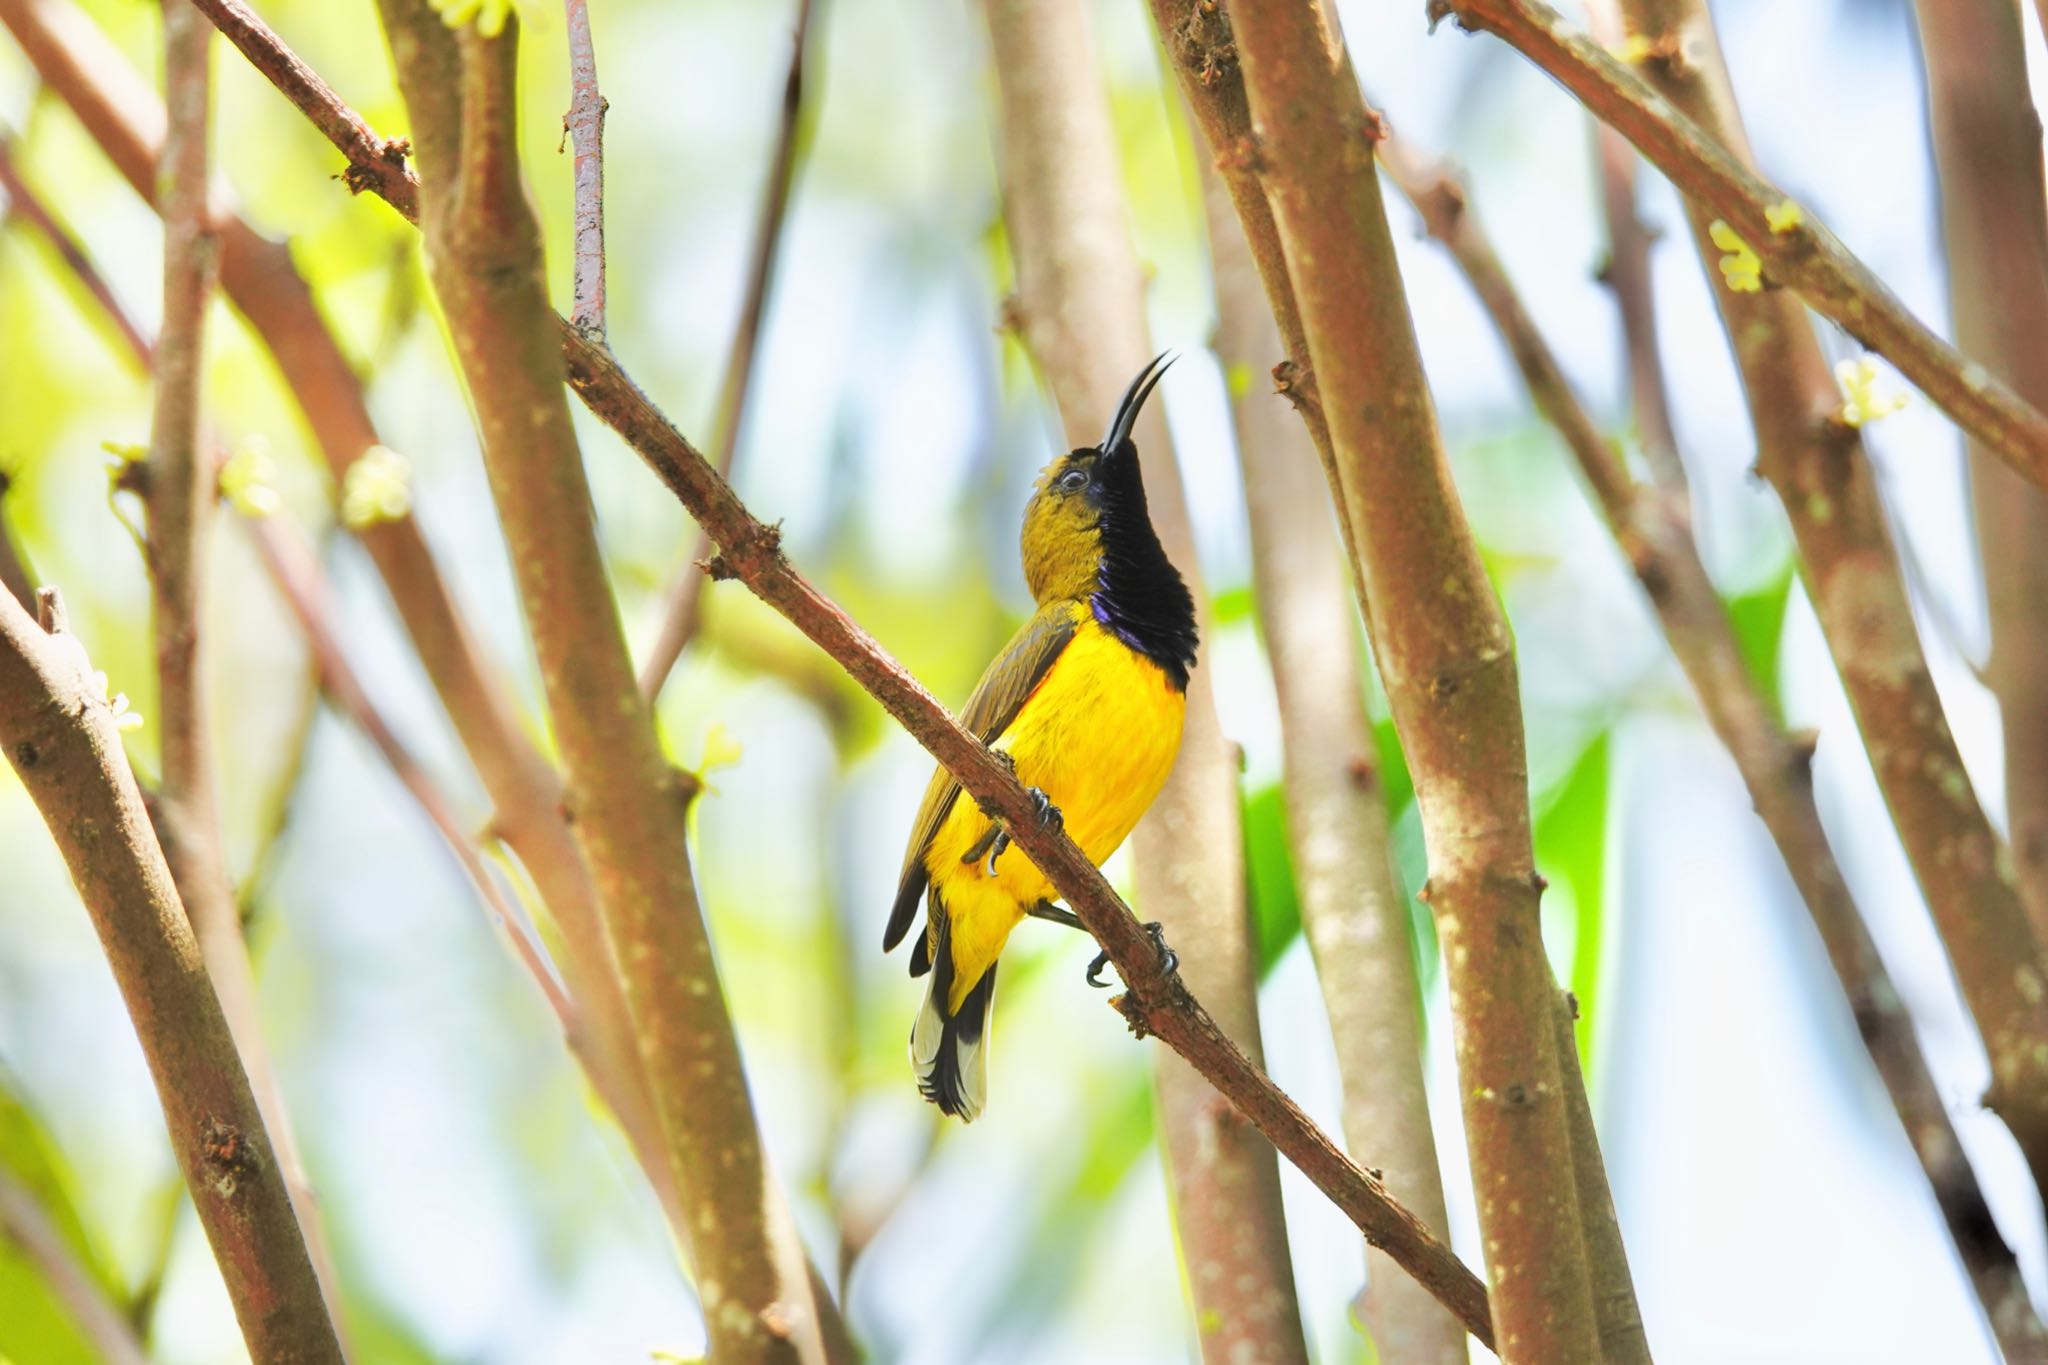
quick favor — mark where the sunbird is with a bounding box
[884,352,1197,1120]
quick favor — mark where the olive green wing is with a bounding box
[882,604,1079,961]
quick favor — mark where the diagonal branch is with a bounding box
[173,1,1498,1342]
[0,1166,147,1365]
[0,138,153,366]
[1606,0,2048,1209]
[1381,132,2048,1360]
[0,585,342,1363]
[1430,0,2048,497]
[638,0,816,701]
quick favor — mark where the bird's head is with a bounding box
[1020,351,1175,604]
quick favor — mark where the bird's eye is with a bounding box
[1056,468,1088,493]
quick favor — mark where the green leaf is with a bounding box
[1242,783,1301,979]
[0,1072,124,1365]
[1725,566,1796,720]
[1535,733,1612,1071]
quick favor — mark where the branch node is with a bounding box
[34,587,66,635]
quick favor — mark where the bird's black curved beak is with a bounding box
[1099,350,1176,459]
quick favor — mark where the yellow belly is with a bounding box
[925,613,1186,1011]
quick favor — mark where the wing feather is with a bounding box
[882,604,1079,955]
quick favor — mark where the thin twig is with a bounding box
[165,4,1498,1339]
[0,138,154,366]
[0,586,342,1362]
[1429,0,2048,498]
[1202,143,1461,1363]
[638,0,816,702]
[1381,132,2046,1360]
[1911,0,2048,942]
[1580,0,1682,491]
[382,6,833,1359]
[241,511,576,1026]
[146,2,352,1336]
[982,0,1309,1357]
[562,0,605,337]
[0,0,696,1260]
[0,1167,148,1365]
[1608,0,2048,1212]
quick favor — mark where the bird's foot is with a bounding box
[983,786,1061,877]
[1087,921,1177,988]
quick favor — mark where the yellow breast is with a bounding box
[926,608,1186,1008]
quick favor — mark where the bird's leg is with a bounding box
[1026,901,1084,931]
[975,784,1063,878]
[1087,921,1177,988]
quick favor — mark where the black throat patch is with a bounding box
[1089,441,1198,690]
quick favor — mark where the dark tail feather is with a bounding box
[910,909,997,1121]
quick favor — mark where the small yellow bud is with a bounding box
[1834,356,1908,428]
[340,446,413,530]
[99,440,147,466]
[1708,220,1762,293]
[430,0,517,36]
[1611,34,1656,63]
[1764,199,1803,235]
[219,438,281,519]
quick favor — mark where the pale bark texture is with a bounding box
[0,587,341,1363]
[979,1,1310,1358]
[1384,129,2045,1357]
[1912,0,2048,941]
[373,6,826,1361]
[1191,2,1603,1357]
[1202,145,1461,1365]
[1612,0,2048,1202]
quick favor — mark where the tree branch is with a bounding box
[979,2,1309,1358]
[1379,132,2046,1357]
[379,6,832,1359]
[1608,0,2048,1209]
[638,0,816,702]
[164,5,1497,1342]
[0,137,154,367]
[144,2,351,1335]
[1202,143,1460,1363]
[0,0,688,1256]
[0,585,341,1362]
[1191,3,1602,1355]
[1430,0,2048,497]
[0,1166,147,1365]
[1911,0,2048,944]
[563,0,605,337]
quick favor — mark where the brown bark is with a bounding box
[144,2,348,1332]
[1607,0,2048,1206]
[1206,4,1602,1358]
[0,586,341,1363]
[0,0,684,1252]
[1431,0,2048,497]
[160,5,1497,1339]
[1912,0,2048,942]
[563,0,606,338]
[1202,144,1460,1364]
[1384,131,2047,1358]
[375,6,826,1360]
[978,2,1309,1358]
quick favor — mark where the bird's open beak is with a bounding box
[1099,350,1176,459]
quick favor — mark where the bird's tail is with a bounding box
[910,907,996,1121]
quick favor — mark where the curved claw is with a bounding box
[1085,921,1175,987]
[984,830,1010,877]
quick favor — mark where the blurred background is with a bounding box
[0,0,2034,1359]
